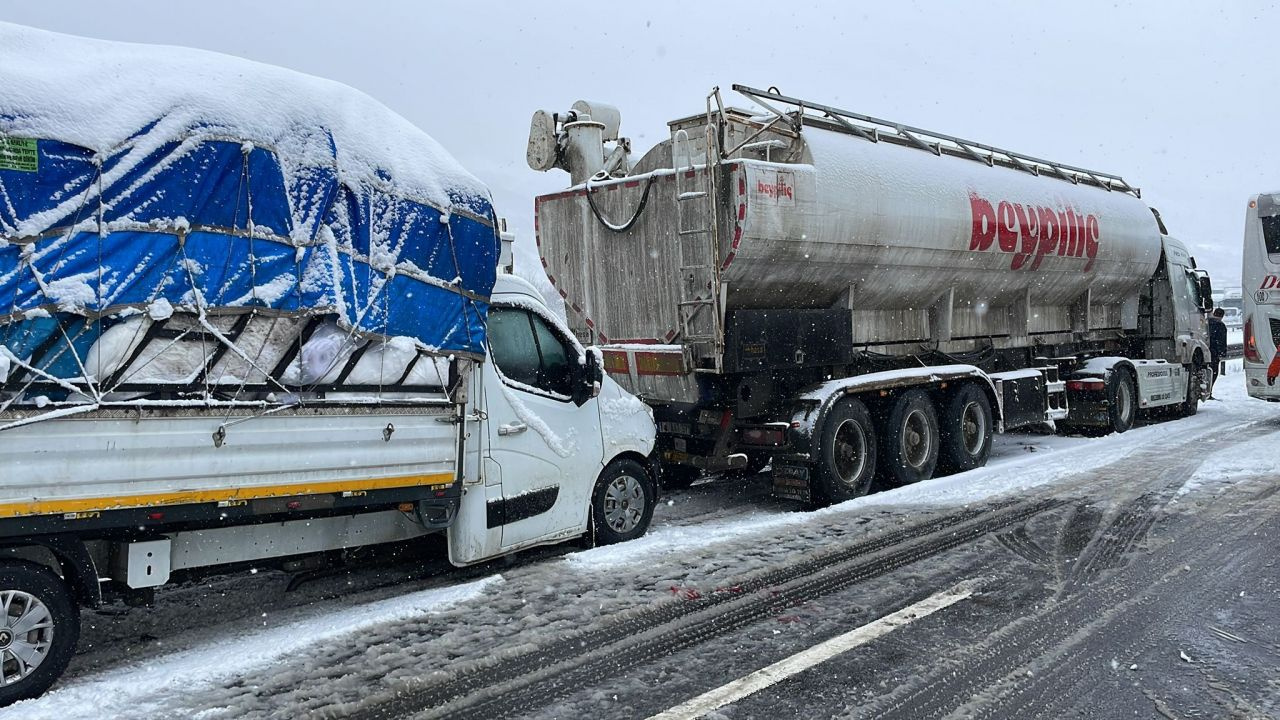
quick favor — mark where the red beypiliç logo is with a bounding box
[968,192,1100,271]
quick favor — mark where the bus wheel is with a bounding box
[812,397,878,505]
[880,390,940,486]
[937,384,993,475]
[0,561,79,707]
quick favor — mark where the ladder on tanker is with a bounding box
[672,116,723,372]
[729,84,1140,197]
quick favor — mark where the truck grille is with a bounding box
[1271,318,1280,347]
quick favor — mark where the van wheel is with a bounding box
[879,390,940,486]
[812,397,878,505]
[0,562,79,707]
[937,384,993,475]
[592,459,656,545]
[1107,369,1137,433]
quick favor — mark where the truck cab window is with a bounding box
[488,307,577,398]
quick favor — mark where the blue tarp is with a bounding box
[0,129,500,381]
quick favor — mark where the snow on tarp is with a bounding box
[0,22,499,393]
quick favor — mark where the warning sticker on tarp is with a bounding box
[0,136,38,172]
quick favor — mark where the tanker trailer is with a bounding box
[529,85,1214,505]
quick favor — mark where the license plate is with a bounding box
[773,464,809,482]
[658,421,692,436]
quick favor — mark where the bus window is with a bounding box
[1262,215,1280,255]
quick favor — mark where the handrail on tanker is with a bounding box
[731,84,1141,198]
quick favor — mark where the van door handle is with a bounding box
[498,421,528,436]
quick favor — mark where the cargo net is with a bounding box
[0,132,499,426]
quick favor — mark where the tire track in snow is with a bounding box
[963,481,1280,720]
[345,500,1059,720]
[857,424,1279,720]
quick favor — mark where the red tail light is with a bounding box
[1066,379,1105,391]
[741,427,786,446]
[1244,317,1262,363]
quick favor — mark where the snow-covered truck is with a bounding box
[0,24,657,704]
[528,85,1214,502]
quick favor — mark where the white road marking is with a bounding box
[647,582,978,720]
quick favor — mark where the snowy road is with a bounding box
[5,363,1279,719]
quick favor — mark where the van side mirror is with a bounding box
[571,348,603,407]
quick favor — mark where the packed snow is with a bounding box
[7,577,499,720]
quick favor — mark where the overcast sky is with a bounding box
[5,1,1273,292]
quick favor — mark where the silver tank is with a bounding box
[535,109,1165,353]
[725,126,1161,311]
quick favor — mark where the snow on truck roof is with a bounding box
[0,23,501,394]
[0,22,487,207]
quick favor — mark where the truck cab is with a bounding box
[1149,236,1214,367]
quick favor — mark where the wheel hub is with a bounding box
[961,402,985,454]
[832,419,867,486]
[604,475,645,532]
[0,589,54,684]
[903,409,931,468]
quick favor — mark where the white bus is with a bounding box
[1242,193,1280,400]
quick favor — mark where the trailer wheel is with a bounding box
[812,397,878,504]
[879,390,940,486]
[937,384,993,475]
[0,562,79,706]
[592,458,656,545]
[1107,369,1137,433]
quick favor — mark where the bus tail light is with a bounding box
[1244,317,1262,363]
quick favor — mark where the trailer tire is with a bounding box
[0,561,79,706]
[879,390,940,486]
[1107,368,1137,434]
[812,398,878,504]
[592,458,656,545]
[937,384,993,475]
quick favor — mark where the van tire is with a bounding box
[592,458,656,545]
